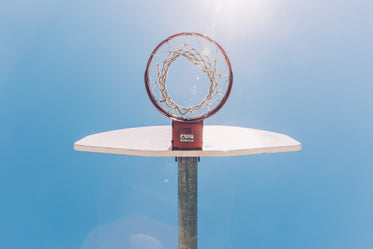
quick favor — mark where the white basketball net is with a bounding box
[147,33,231,120]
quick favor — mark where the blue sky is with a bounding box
[1,0,372,248]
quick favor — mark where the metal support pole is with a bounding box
[178,157,198,249]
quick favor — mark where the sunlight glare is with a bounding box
[204,0,274,38]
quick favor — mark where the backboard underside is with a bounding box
[74,125,301,157]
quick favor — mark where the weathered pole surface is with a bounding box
[178,157,198,249]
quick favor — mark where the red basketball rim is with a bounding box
[144,32,233,122]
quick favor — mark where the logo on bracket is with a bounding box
[180,134,194,142]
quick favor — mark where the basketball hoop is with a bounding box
[145,32,233,150]
[75,31,301,249]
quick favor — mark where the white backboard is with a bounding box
[74,125,301,157]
